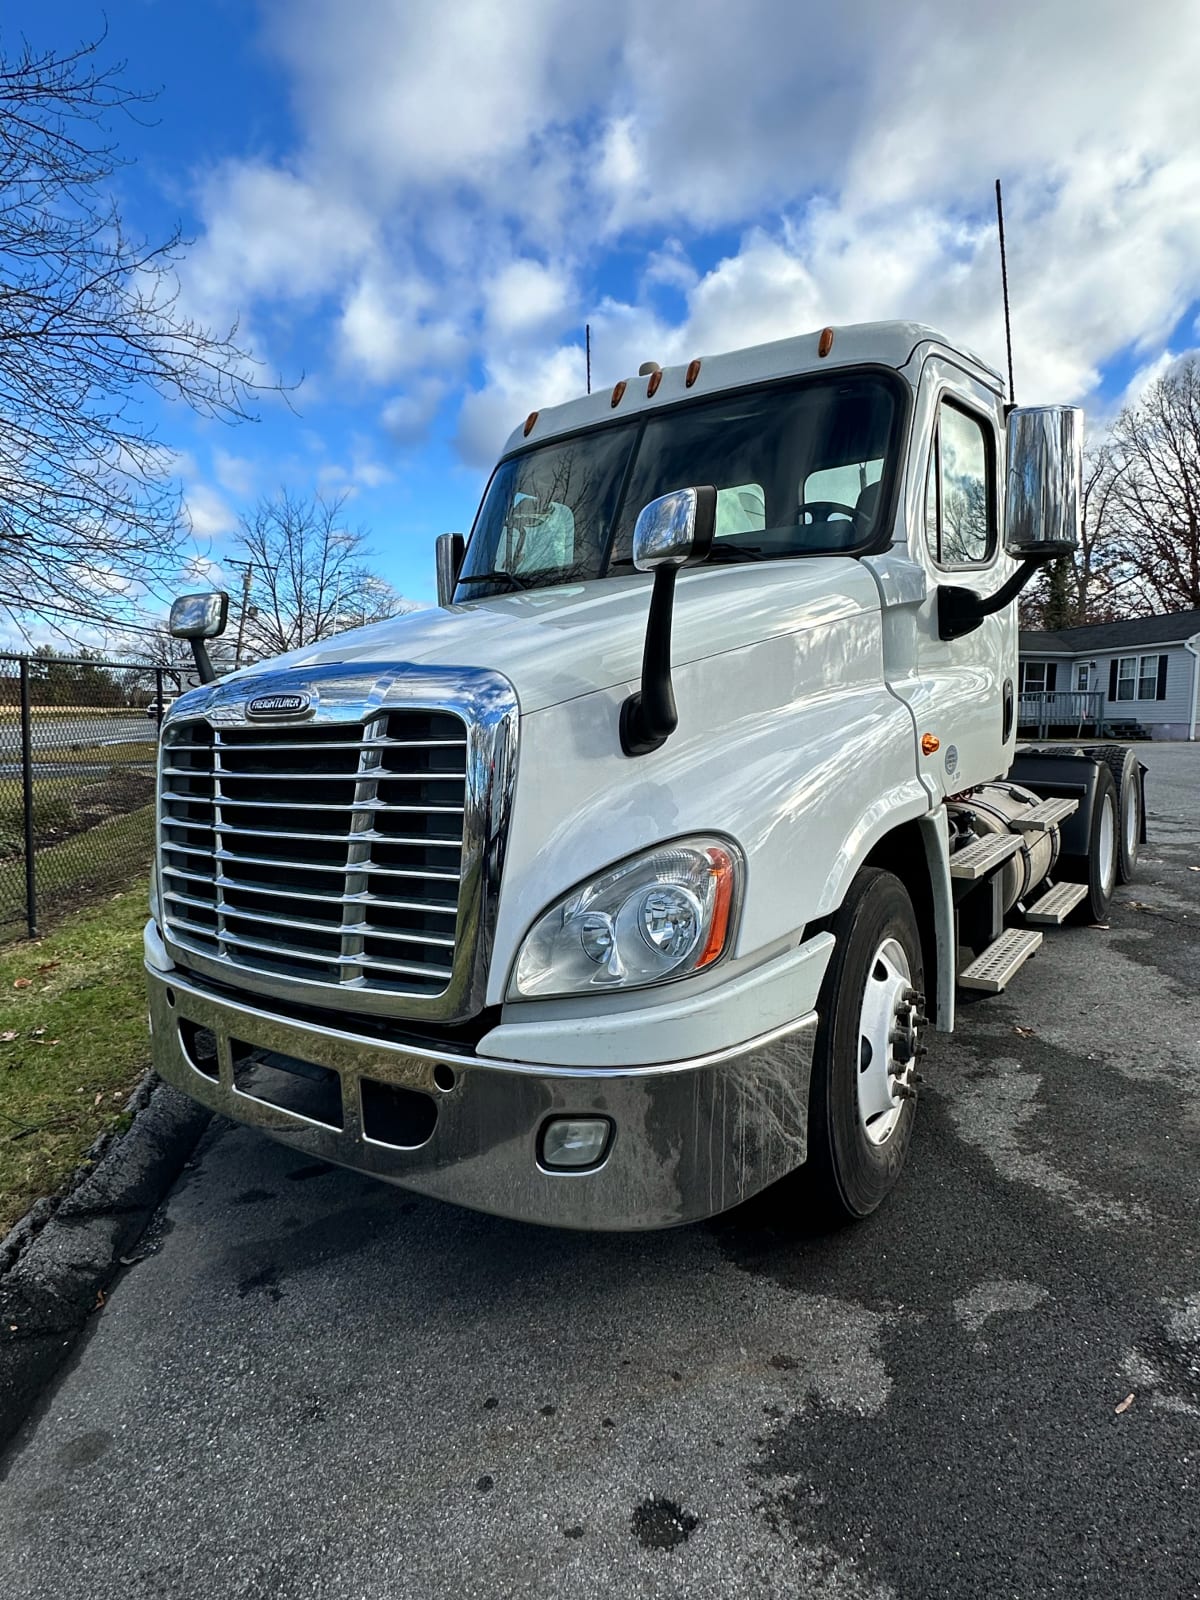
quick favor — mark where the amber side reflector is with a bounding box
[818,327,834,358]
[685,358,702,388]
[647,369,663,397]
[611,380,627,408]
[921,733,940,756]
[523,411,538,437]
[698,845,736,969]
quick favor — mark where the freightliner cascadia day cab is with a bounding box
[149,321,1145,1230]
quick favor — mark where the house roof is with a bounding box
[1020,608,1200,656]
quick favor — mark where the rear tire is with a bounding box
[1060,763,1119,921]
[1084,745,1142,883]
[799,867,925,1223]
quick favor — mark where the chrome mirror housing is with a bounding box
[436,532,465,607]
[631,487,717,572]
[169,591,230,640]
[1004,405,1082,559]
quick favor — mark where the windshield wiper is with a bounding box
[456,570,532,592]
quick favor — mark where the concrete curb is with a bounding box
[0,1074,211,1455]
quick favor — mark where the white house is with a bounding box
[1018,608,1200,740]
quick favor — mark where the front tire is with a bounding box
[802,867,926,1223]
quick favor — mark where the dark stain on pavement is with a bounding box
[286,1162,335,1182]
[237,1263,283,1301]
[631,1496,700,1551]
[233,1188,275,1206]
[55,1430,111,1470]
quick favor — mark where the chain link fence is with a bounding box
[0,653,184,942]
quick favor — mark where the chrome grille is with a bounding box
[159,711,468,996]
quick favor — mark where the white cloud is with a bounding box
[212,450,257,497]
[183,483,238,539]
[181,0,1200,476]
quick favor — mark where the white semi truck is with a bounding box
[148,321,1144,1229]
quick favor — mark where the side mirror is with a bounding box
[169,591,229,685]
[621,486,717,757]
[169,592,229,640]
[1004,405,1082,559]
[631,486,717,571]
[436,532,465,607]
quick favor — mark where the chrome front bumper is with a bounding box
[147,966,817,1231]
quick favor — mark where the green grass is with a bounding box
[0,879,151,1236]
[0,802,155,942]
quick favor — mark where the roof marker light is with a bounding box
[685,358,702,387]
[647,369,663,396]
[818,327,835,358]
[611,379,627,408]
[523,411,538,436]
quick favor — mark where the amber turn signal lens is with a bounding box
[921,733,940,756]
[697,845,736,969]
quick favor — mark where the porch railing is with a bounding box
[1016,689,1105,738]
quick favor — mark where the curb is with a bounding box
[0,1074,211,1455]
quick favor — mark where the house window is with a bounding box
[1020,661,1047,694]
[1075,664,1089,692]
[1112,654,1166,702]
[1138,655,1162,699]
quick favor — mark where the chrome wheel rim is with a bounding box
[1124,776,1140,862]
[1099,792,1117,896]
[856,936,917,1146]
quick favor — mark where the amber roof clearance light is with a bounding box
[818,327,835,358]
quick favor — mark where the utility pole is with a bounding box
[228,559,254,669]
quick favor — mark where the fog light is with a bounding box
[540,1117,612,1171]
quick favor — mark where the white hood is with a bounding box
[228,560,881,714]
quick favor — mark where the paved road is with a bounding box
[1,746,1197,1599]
[0,714,153,758]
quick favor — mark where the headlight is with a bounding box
[510,837,741,1000]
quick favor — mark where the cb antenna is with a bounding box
[995,178,1016,405]
[585,323,592,395]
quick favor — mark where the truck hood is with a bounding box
[225,560,881,714]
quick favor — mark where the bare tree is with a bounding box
[234,491,413,659]
[0,32,276,630]
[1108,359,1200,613]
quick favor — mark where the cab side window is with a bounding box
[924,400,994,565]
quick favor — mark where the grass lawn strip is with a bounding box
[0,878,151,1236]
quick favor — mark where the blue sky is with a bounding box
[23,0,1200,629]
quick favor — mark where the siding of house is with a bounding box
[1091,645,1196,738]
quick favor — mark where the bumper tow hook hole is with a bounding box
[433,1063,456,1093]
[178,1020,219,1081]
[361,1078,438,1148]
[165,986,176,1009]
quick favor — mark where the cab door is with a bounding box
[904,359,1017,795]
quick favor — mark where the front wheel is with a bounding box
[801,867,927,1223]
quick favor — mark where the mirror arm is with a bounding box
[938,548,1066,642]
[190,640,217,684]
[620,566,681,757]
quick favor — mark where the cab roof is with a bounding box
[501,320,1005,457]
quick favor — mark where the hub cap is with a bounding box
[856,937,925,1146]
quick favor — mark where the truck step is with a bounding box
[949,832,1022,881]
[1010,797,1079,832]
[1024,880,1089,925]
[958,928,1044,993]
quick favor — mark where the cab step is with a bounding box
[1010,797,1079,832]
[949,832,1022,881]
[1023,880,1089,926]
[958,927,1044,993]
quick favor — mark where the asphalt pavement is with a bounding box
[1,745,1197,1599]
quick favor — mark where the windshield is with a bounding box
[456,371,902,598]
